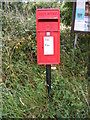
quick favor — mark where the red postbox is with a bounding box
[36,9,60,65]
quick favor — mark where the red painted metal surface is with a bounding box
[36,9,60,65]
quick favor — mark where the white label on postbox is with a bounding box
[44,36,54,55]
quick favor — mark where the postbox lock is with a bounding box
[47,32,50,36]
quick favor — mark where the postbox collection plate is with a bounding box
[44,36,54,55]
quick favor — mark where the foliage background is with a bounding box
[0,1,90,118]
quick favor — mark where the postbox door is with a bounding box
[37,31,60,64]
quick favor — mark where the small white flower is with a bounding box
[51,66,56,70]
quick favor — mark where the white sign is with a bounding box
[74,1,90,32]
[44,36,54,55]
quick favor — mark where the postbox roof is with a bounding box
[36,8,60,19]
[36,8,59,11]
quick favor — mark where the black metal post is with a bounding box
[46,65,51,95]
